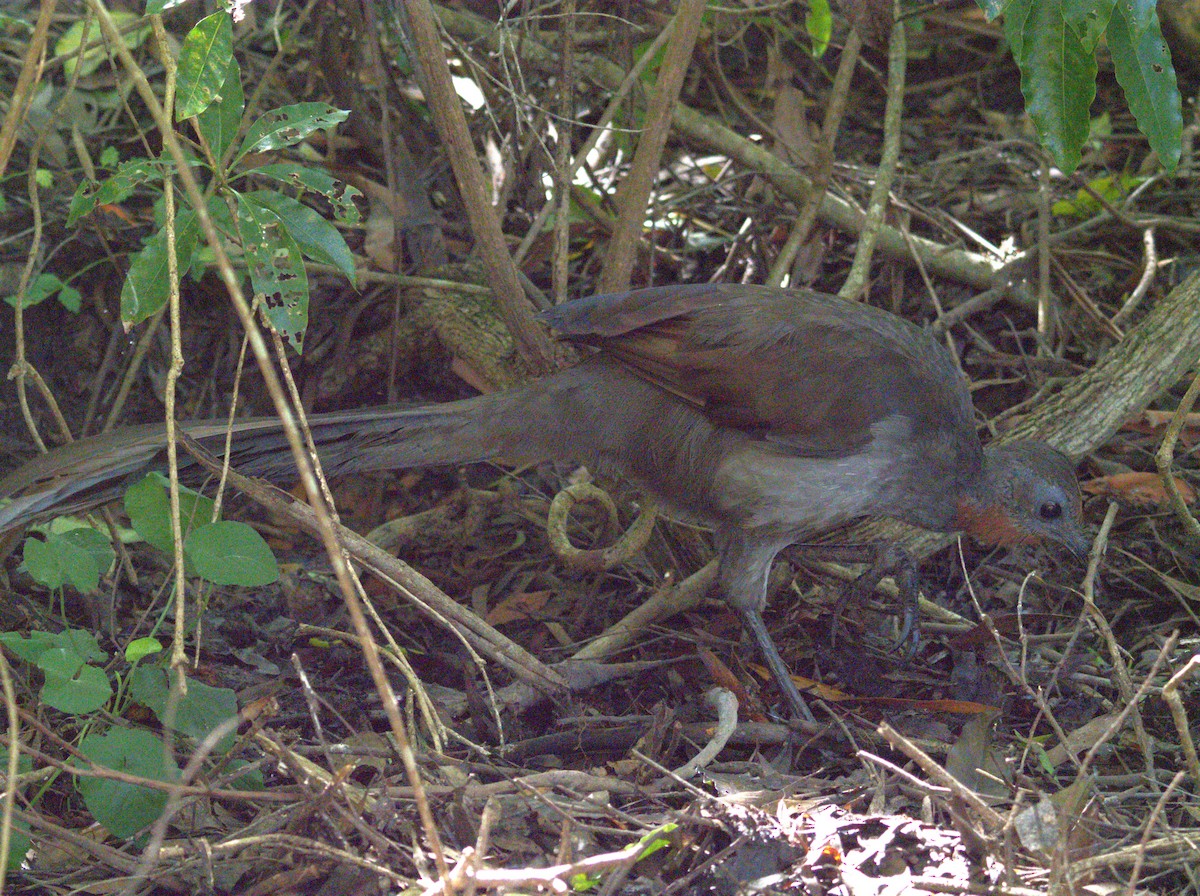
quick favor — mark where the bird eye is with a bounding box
[1039,501,1062,520]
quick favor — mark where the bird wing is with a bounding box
[544,283,975,458]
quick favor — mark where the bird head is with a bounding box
[959,441,1090,558]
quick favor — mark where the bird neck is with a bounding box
[953,495,1036,547]
[953,446,1035,547]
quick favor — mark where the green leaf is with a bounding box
[225,759,265,791]
[0,630,63,664]
[125,637,164,665]
[805,0,832,58]
[124,472,216,555]
[243,189,358,284]
[1004,0,1096,174]
[78,729,178,838]
[0,748,33,868]
[252,163,363,225]
[175,11,234,120]
[68,159,163,226]
[128,665,169,712]
[145,0,191,13]
[129,667,240,754]
[570,872,600,891]
[57,282,82,312]
[38,647,112,713]
[235,192,310,352]
[56,628,108,663]
[56,12,151,80]
[234,103,349,166]
[1121,0,1158,35]
[204,191,240,241]
[62,527,116,583]
[22,532,101,593]
[120,209,200,325]
[5,273,70,311]
[0,628,107,668]
[1062,0,1114,52]
[1106,3,1182,172]
[195,58,244,163]
[184,521,279,586]
[174,679,239,753]
[0,819,31,873]
[0,748,33,778]
[634,823,678,860]
[1051,171,1145,216]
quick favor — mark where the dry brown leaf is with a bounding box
[1081,471,1196,507]
[486,589,552,625]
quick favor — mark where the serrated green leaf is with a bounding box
[1106,4,1182,172]
[235,192,309,351]
[176,12,234,120]
[243,189,357,284]
[184,521,279,586]
[234,103,349,166]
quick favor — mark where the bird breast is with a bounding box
[710,440,904,536]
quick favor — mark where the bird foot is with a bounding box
[795,542,920,657]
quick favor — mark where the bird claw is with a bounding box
[826,543,921,660]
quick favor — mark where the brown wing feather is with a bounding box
[545,284,975,459]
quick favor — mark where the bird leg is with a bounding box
[715,530,816,723]
[736,605,816,723]
[792,543,920,655]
